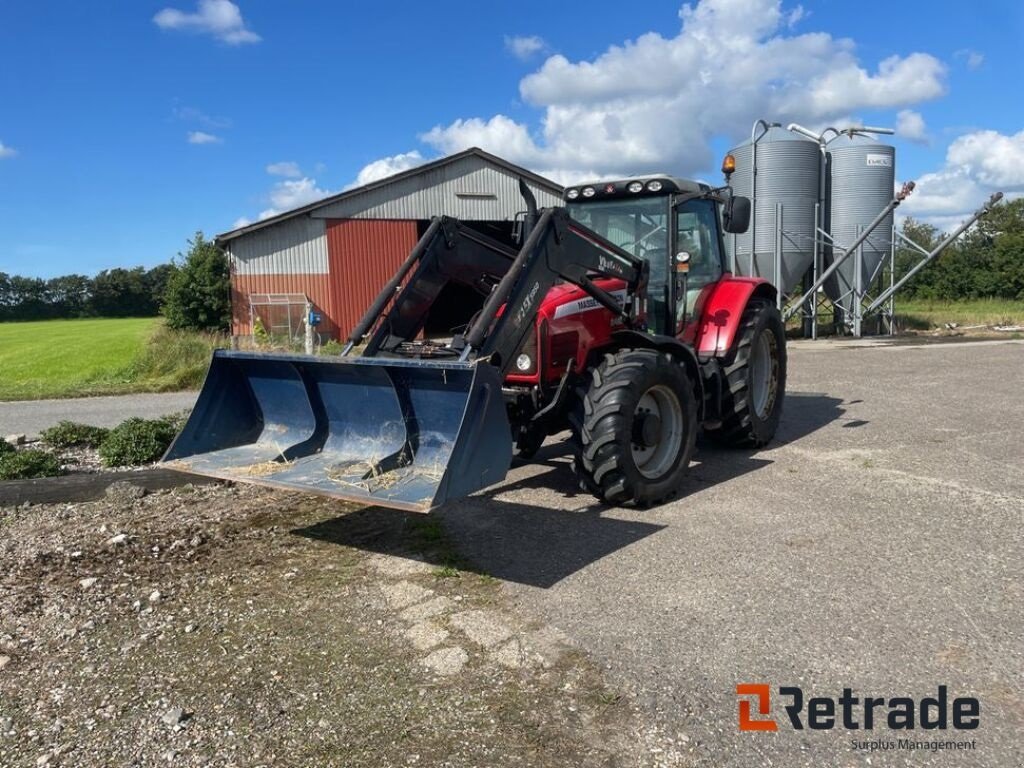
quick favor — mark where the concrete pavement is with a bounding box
[0,391,198,438]
[436,338,1023,766]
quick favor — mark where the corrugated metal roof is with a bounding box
[313,154,561,221]
[217,147,563,243]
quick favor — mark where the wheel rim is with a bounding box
[749,329,779,419]
[631,385,685,480]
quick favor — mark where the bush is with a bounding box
[0,449,63,480]
[319,339,345,356]
[40,420,110,448]
[163,232,231,332]
[98,417,180,467]
[0,440,14,456]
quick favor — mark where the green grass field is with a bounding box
[0,318,221,401]
[893,298,1024,330]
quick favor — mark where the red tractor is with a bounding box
[165,173,786,511]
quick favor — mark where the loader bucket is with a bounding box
[162,350,512,512]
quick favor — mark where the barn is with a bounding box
[217,147,563,343]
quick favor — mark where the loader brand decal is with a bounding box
[552,289,629,319]
[736,684,980,736]
[598,254,626,275]
[514,281,542,327]
[866,153,892,167]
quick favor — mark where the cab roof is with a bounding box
[563,174,708,202]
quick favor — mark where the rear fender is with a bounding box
[610,330,704,419]
[694,278,776,360]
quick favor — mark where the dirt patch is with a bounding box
[0,483,655,767]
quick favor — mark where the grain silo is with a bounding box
[824,133,896,313]
[725,121,821,294]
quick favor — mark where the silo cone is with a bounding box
[162,350,513,512]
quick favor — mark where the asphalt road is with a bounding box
[435,338,1024,767]
[0,391,198,438]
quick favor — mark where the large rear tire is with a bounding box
[704,298,786,447]
[570,349,697,506]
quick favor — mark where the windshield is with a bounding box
[567,197,671,332]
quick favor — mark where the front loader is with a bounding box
[164,173,786,511]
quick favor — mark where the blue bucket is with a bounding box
[162,350,512,511]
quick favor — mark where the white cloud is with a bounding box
[785,4,805,27]
[955,49,984,70]
[0,140,16,159]
[422,0,946,181]
[266,161,302,178]
[258,178,332,220]
[896,109,928,144]
[350,151,425,187]
[505,35,547,61]
[187,130,222,144]
[901,128,1024,225]
[154,0,260,45]
[232,216,253,229]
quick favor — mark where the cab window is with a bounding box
[675,199,723,320]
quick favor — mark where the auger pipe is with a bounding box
[784,182,915,321]
[866,192,1004,314]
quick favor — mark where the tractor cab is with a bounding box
[564,175,750,336]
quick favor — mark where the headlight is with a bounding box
[566,188,580,200]
[646,180,663,192]
[516,353,533,372]
[581,186,596,198]
[627,181,643,193]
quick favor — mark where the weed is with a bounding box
[0,449,62,480]
[98,417,179,467]
[40,421,110,448]
[434,564,462,579]
[127,325,222,391]
[320,339,345,356]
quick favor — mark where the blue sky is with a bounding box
[1,0,1022,278]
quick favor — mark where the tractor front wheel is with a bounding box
[570,349,697,507]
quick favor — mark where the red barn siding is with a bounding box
[325,219,419,336]
[231,273,337,337]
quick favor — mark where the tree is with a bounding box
[144,263,175,310]
[46,274,92,317]
[91,267,152,316]
[163,232,231,332]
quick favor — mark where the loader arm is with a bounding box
[348,207,648,376]
[465,207,648,376]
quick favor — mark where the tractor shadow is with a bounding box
[293,391,846,589]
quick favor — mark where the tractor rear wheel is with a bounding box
[704,298,786,447]
[570,349,697,506]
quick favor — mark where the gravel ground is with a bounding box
[0,392,197,440]
[0,482,671,768]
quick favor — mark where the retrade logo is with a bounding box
[737,684,778,731]
[736,685,979,732]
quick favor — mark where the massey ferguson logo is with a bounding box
[514,281,541,327]
[736,684,980,732]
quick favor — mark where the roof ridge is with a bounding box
[217,148,562,243]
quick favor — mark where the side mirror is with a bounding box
[723,195,751,234]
